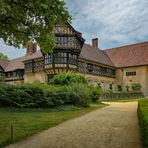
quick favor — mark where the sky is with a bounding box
[0,0,148,59]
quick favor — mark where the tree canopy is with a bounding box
[0,0,71,53]
[0,52,8,60]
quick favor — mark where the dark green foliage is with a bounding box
[0,0,71,53]
[67,83,91,107]
[90,85,102,103]
[138,99,148,147]
[132,83,142,92]
[126,85,129,92]
[49,74,88,85]
[0,74,102,108]
[118,85,122,92]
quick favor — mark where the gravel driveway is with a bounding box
[6,102,142,148]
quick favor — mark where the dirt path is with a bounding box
[6,102,142,148]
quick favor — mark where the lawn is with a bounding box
[0,104,106,147]
[103,98,145,102]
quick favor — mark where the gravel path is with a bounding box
[6,102,142,148]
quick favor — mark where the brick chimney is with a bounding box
[92,38,98,48]
[26,42,37,54]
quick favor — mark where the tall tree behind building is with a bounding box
[0,52,8,60]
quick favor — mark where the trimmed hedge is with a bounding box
[138,99,148,148]
[100,92,144,100]
[0,74,102,108]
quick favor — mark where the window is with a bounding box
[87,63,93,71]
[13,71,17,77]
[107,68,116,76]
[45,54,53,64]
[126,71,136,76]
[100,67,107,73]
[57,36,68,44]
[24,60,33,72]
[7,72,13,77]
[69,53,77,65]
[0,72,4,80]
[54,52,67,64]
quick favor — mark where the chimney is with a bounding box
[92,38,98,48]
[26,42,37,54]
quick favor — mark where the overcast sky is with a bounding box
[0,0,148,59]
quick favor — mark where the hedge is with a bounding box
[100,92,144,100]
[0,74,102,108]
[138,98,148,148]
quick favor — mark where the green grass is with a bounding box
[103,98,145,102]
[138,98,148,147]
[0,104,106,147]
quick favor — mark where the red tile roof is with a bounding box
[2,50,43,72]
[80,44,114,67]
[1,41,148,72]
[0,59,9,70]
[105,41,148,68]
[4,56,25,72]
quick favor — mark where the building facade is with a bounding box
[0,24,148,96]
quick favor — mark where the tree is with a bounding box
[0,52,8,60]
[0,0,71,53]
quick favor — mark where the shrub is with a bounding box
[138,99,148,147]
[0,74,102,108]
[0,82,97,108]
[118,85,122,92]
[132,83,141,92]
[67,83,91,107]
[90,85,102,103]
[126,85,129,92]
[49,73,87,85]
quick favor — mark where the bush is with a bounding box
[0,74,102,108]
[132,83,141,92]
[0,83,100,108]
[67,83,91,107]
[90,85,102,103]
[49,73,87,85]
[138,99,148,147]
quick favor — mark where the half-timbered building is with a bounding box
[1,24,148,96]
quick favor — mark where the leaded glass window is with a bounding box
[0,72,4,81]
[24,60,33,72]
[69,53,77,65]
[54,52,67,64]
[45,54,53,64]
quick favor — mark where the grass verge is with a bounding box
[138,98,148,148]
[0,104,106,147]
[103,98,145,102]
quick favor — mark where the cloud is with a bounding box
[0,0,148,59]
[0,39,26,59]
[66,0,148,49]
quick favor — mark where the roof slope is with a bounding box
[105,41,148,68]
[79,44,114,67]
[0,59,9,70]
[4,56,25,72]
[4,50,43,72]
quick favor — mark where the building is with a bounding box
[0,24,148,96]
